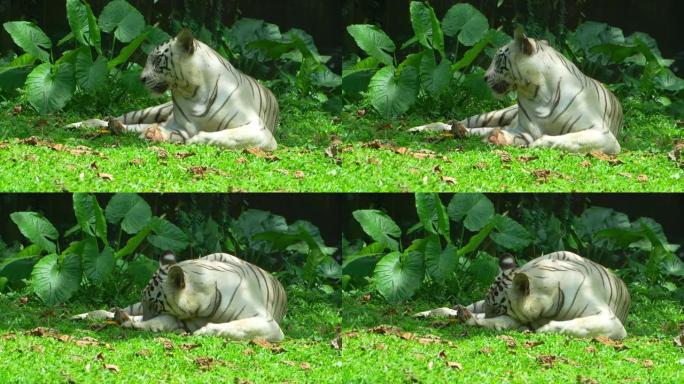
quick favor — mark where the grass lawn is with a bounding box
[0,96,344,192]
[337,97,684,192]
[342,291,684,383]
[2,95,681,192]
[0,286,341,383]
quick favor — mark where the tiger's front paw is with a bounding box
[113,308,131,325]
[141,125,169,142]
[448,120,468,139]
[107,118,125,135]
[536,321,563,334]
[453,304,473,323]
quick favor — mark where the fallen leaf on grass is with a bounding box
[438,350,447,359]
[369,325,402,335]
[12,105,22,115]
[294,170,305,179]
[618,172,633,179]
[479,347,493,355]
[399,332,414,340]
[74,337,99,347]
[523,340,544,349]
[589,151,623,166]
[473,162,487,170]
[536,355,562,368]
[518,155,538,163]
[195,357,223,370]
[27,327,58,337]
[445,361,463,370]
[674,331,684,347]
[236,157,248,164]
[331,333,342,350]
[360,293,372,303]
[1,332,16,340]
[136,349,151,357]
[417,335,442,345]
[580,160,592,168]
[129,158,144,166]
[249,339,285,353]
[344,331,359,338]
[325,136,343,165]
[180,343,201,351]
[668,141,684,168]
[531,169,554,183]
[97,173,114,181]
[243,147,280,162]
[637,174,648,183]
[18,296,28,305]
[32,345,45,353]
[585,346,597,353]
[497,335,517,348]
[493,150,512,162]
[174,151,195,159]
[374,343,387,350]
[155,337,174,350]
[0,141,8,149]
[149,146,168,160]
[593,336,628,351]
[441,176,457,185]
[103,364,120,373]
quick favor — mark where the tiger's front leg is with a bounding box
[193,316,284,342]
[186,120,277,151]
[535,311,627,339]
[529,128,621,154]
[120,313,185,333]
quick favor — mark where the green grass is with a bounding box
[342,290,684,383]
[1,95,681,192]
[337,97,684,192]
[0,286,341,383]
[0,96,343,192]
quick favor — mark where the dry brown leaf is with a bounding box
[27,327,58,337]
[531,169,553,183]
[243,147,280,162]
[18,296,28,305]
[250,339,286,354]
[518,155,539,163]
[536,355,560,368]
[103,364,120,373]
[642,359,654,368]
[136,349,151,357]
[174,151,195,159]
[325,136,343,165]
[129,158,144,166]
[180,343,201,351]
[95,352,105,361]
[417,335,442,345]
[331,333,342,350]
[618,172,633,179]
[369,325,402,335]
[12,105,22,115]
[32,345,45,353]
[344,331,359,338]
[399,332,414,340]
[360,293,372,303]
[593,336,628,351]
[446,361,463,370]
[438,350,447,359]
[149,146,168,160]
[668,141,684,168]
[294,170,305,179]
[356,109,367,117]
[393,147,409,155]
[1,332,16,340]
[236,157,248,164]
[498,335,517,348]
[589,151,623,166]
[479,347,493,355]
[585,345,597,353]
[637,174,648,183]
[300,362,311,370]
[441,176,457,185]
[282,360,296,367]
[580,160,592,168]
[96,172,114,181]
[155,337,174,350]
[674,331,684,347]
[523,340,544,349]
[473,162,487,170]
[374,343,387,350]
[493,150,512,162]
[195,357,222,370]
[74,337,99,347]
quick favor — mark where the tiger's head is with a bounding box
[484,253,517,318]
[140,29,198,95]
[140,251,178,320]
[484,28,543,96]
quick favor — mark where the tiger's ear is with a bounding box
[160,251,177,267]
[514,26,535,56]
[513,272,530,296]
[168,265,185,290]
[499,253,516,271]
[175,28,195,54]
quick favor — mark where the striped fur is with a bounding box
[415,251,630,339]
[74,253,287,342]
[411,29,623,154]
[68,29,279,151]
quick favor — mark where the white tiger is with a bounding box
[414,251,630,339]
[73,252,287,342]
[411,29,623,154]
[68,29,279,151]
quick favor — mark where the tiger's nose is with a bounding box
[140,74,149,83]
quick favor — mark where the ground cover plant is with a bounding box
[0,286,341,383]
[340,2,684,192]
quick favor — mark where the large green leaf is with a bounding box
[73,193,107,242]
[424,235,457,282]
[82,238,114,283]
[415,193,450,238]
[107,30,150,70]
[31,253,82,305]
[115,224,152,259]
[467,251,499,285]
[346,24,396,66]
[75,50,107,93]
[10,212,58,253]
[419,52,451,95]
[490,215,532,251]
[374,251,424,304]
[409,1,444,56]
[458,221,496,256]
[105,193,152,234]
[25,62,76,113]
[441,3,489,46]
[369,65,419,118]
[66,0,89,46]
[3,21,52,62]
[85,1,102,54]
[352,210,401,251]
[98,0,145,43]
[147,218,189,253]
[126,254,158,287]
[447,194,494,231]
